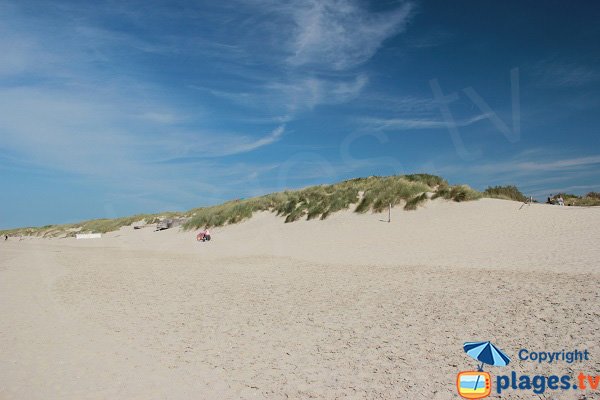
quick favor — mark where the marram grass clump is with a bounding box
[431,183,482,202]
[483,185,528,202]
[404,192,429,211]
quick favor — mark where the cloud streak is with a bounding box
[473,155,600,174]
[0,2,294,201]
[174,125,287,159]
[532,58,600,88]
[194,0,411,121]
[359,113,491,131]
[285,0,413,70]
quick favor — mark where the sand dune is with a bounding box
[1,199,599,399]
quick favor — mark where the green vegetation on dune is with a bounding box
[431,183,482,202]
[354,177,429,213]
[404,192,429,211]
[72,213,183,234]
[180,174,476,229]
[586,192,600,199]
[182,174,445,228]
[7,174,576,237]
[483,185,528,202]
[550,192,600,207]
[0,213,186,238]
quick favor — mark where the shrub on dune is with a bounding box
[404,193,429,210]
[550,192,600,207]
[447,185,482,202]
[431,184,481,202]
[483,185,527,202]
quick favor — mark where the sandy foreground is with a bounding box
[1,199,599,399]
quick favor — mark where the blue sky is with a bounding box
[1,0,599,228]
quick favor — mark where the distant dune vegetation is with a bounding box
[2,174,597,238]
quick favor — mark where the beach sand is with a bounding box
[1,199,599,399]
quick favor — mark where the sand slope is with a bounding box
[1,199,599,399]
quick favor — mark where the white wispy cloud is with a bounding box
[0,84,287,170]
[194,0,411,118]
[475,155,600,174]
[198,74,368,119]
[0,0,420,224]
[73,25,173,55]
[422,150,600,200]
[437,152,600,178]
[267,74,369,113]
[237,125,285,152]
[532,58,600,88]
[0,2,288,196]
[190,125,286,157]
[360,113,491,130]
[0,81,289,217]
[285,0,413,70]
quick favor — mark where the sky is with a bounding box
[1,0,599,228]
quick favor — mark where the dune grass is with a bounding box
[1,174,483,236]
[5,177,597,238]
[1,213,185,238]
[70,213,181,235]
[431,183,482,202]
[483,185,528,202]
[404,193,429,211]
[183,174,473,229]
[550,192,600,207]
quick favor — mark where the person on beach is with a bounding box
[196,227,211,242]
[558,196,564,206]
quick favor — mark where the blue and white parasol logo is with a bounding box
[464,341,511,370]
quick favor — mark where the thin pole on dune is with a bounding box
[388,203,391,223]
[519,196,533,210]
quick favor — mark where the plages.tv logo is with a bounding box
[456,341,510,399]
